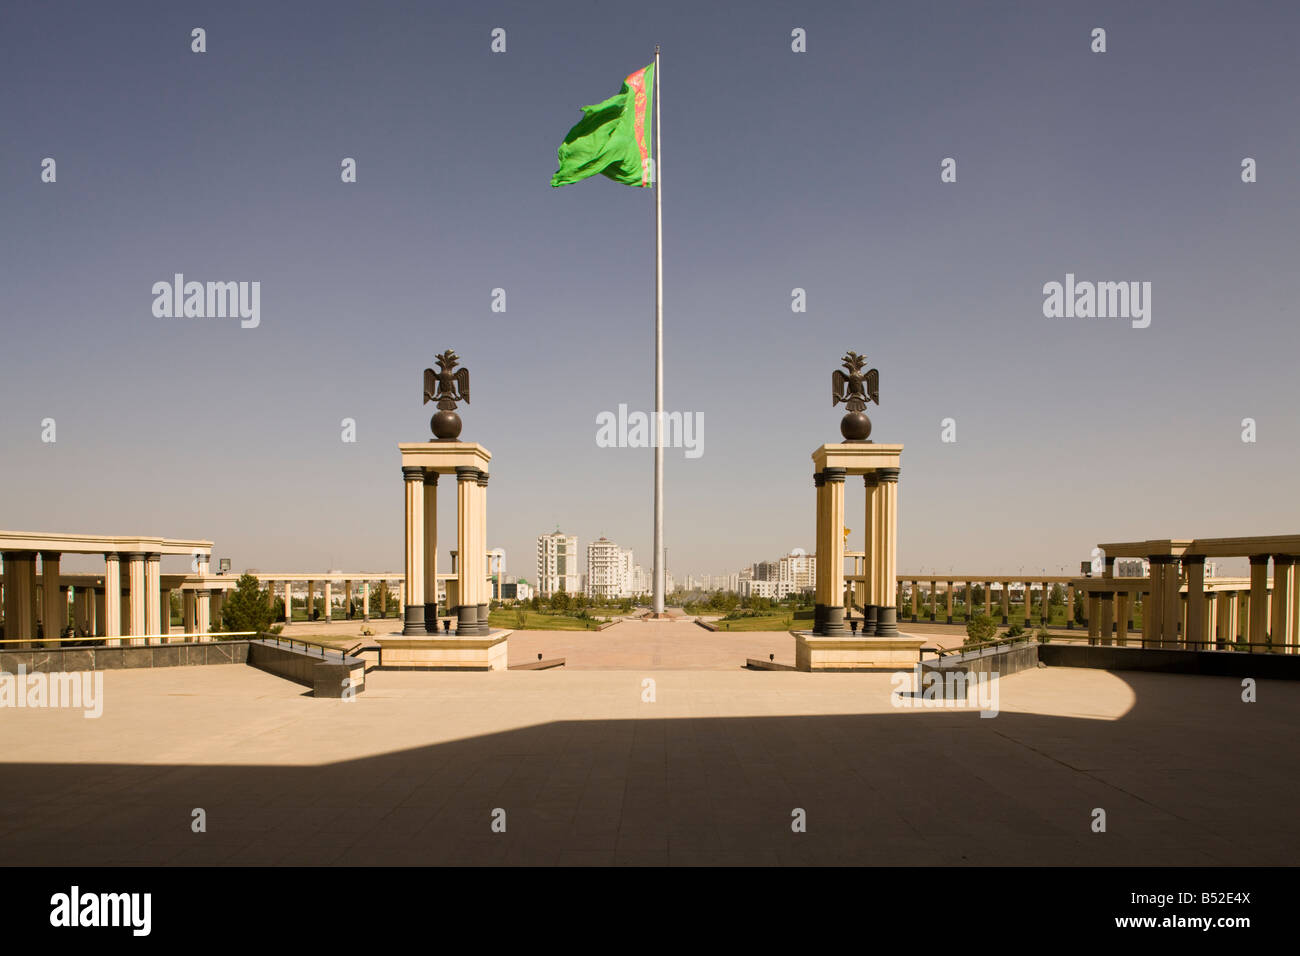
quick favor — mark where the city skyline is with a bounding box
[4,2,1299,581]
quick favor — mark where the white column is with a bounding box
[104,552,122,645]
[403,465,426,633]
[126,552,146,642]
[423,469,438,625]
[196,589,211,634]
[144,553,161,639]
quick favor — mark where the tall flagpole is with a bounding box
[652,45,665,616]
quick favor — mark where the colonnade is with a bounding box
[0,533,214,647]
[399,441,492,636]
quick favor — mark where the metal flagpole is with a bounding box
[652,45,665,616]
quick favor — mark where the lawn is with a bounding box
[488,609,602,631]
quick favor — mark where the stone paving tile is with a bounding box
[2,660,1299,865]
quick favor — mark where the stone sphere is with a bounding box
[431,410,462,441]
[840,411,872,442]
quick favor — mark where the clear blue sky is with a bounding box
[2,0,1298,579]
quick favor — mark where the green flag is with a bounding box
[551,63,654,188]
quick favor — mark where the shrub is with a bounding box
[220,573,282,637]
[964,614,997,646]
[1004,623,1025,639]
[1036,628,1051,644]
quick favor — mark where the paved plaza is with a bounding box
[2,650,1296,866]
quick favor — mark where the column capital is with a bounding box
[1182,554,1206,565]
[1272,554,1295,566]
[1248,554,1271,566]
[423,468,439,485]
[476,471,490,487]
[876,467,900,483]
[456,466,479,482]
[1148,554,1178,565]
[822,467,846,483]
[124,551,145,562]
[863,473,879,487]
[39,550,61,562]
[813,471,826,487]
[146,552,161,564]
[402,465,425,482]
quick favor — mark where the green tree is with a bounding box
[550,589,570,613]
[964,613,997,646]
[220,573,282,637]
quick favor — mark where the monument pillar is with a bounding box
[813,468,846,635]
[402,464,426,635]
[423,470,439,631]
[874,468,899,635]
[861,474,878,632]
[477,471,491,629]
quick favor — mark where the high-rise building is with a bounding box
[536,531,580,597]
[587,537,626,599]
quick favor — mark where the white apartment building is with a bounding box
[536,531,581,597]
[588,537,633,599]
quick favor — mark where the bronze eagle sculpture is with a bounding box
[832,351,878,441]
[424,350,470,440]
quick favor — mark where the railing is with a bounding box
[254,631,358,662]
[929,634,1036,659]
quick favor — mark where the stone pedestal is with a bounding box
[377,629,511,671]
[793,630,925,671]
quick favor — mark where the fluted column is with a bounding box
[196,589,211,634]
[125,552,145,642]
[476,471,491,629]
[910,579,919,621]
[812,472,828,633]
[423,469,439,631]
[1115,591,1129,645]
[97,552,118,645]
[1270,555,1292,652]
[402,464,425,634]
[944,582,953,624]
[861,474,878,632]
[324,579,333,622]
[183,589,196,633]
[144,553,161,638]
[1185,555,1207,650]
[873,468,899,635]
[984,581,992,618]
[1248,555,1268,649]
[1000,581,1009,625]
[456,467,479,634]
[816,468,846,635]
[40,552,62,646]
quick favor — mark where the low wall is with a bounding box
[1039,643,1300,679]
[918,640,1039,696]
[246,641,366,697]
[0,639,365,697]
[0,641,248,674]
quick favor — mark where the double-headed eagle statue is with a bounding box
[831,351,879,441]
[424,350,470,440]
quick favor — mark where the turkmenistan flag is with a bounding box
[551,63,654,188]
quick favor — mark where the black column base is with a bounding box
[402,604,425,635]
[875,606,899,636]
[945,615,952,625]
[813,604,845,635]
[863,605,878,632]
[424,602,438,633]
[477,603,489,628]
[456,604,484,635]
[1001,614,1009,625]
